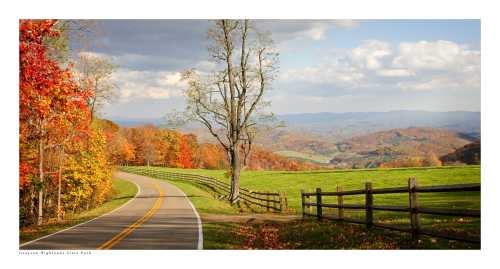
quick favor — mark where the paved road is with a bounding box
[20,171,203,250]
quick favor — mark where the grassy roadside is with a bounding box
[160,179,239,215]
[19,177,138,244]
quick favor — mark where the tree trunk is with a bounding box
[29,186,35,223]
[37,138,44,225]
[57,145,64,221]
[90,79,98,120]
[229,147,241,204]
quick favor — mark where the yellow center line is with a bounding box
[97,182,164,250]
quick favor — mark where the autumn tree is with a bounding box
[422,152,442,167]
[74,52,117,119]
[20,20,94,224]
[20,20,112,226]
[195,143,228,169]
[178,135,194,168]
[181,20,278,203]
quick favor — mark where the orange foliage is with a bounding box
[247,147,318,171]
[178,135,193,168]
[111,124,318,171]
[379,152,442,168]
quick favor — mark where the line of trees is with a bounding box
[19,20,115,226]
[100,122,318,171]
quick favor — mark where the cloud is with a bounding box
[77,51,109,59]
[349,40,392,70]
[254,21,333,41]
[110,68,186,102]
[280,39,480,94]
[392,40,480,71]
[377,69,415,77]
[298,23,330,40]
[334,20,360,28]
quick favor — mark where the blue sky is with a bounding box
[83,20,481,119]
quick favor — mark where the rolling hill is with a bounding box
[107,111,480,168]
[278,110,480,138]
[328,127,474,168]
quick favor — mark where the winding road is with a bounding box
[20,171,203,250]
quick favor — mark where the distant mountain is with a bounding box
[106,117,163,127]
[327,127,475,168]
[440,140,481,165]
[108,110,480,136]
[107,111,481,167]
[278,110,480,139]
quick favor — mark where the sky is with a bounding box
[82,20,481,119]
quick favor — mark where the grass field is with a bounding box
[134,165,480,212]
[124,165,480,249]
[274,150,332,164]
[20,177,138,244]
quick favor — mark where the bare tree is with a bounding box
[181,19,278,203]
[75,53,117,119]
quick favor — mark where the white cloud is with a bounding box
[350,40,392,70]
[195,60,217,72]
[393,40,480,71]
[300,23,329,40]
[256,21,332,42]
[377,69,414,77]
[334,20,360,29]
[77,51,109,59]
[280,39,480,93]
[111,69,186,102]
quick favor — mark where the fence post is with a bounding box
[278,192,282,213]
[301,190,305,217]
[409,177,420,240]
[365,182,373,228]
[283,192,288,213]
[266,193,270,212]
[307,190,312,215]
[316,188,322,221]
[279,192,285,213]
[337,185,344,220]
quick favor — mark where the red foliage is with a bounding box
[19,19,91,189]
[178,135,193,168]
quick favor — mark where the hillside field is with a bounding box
[274,150,332,164]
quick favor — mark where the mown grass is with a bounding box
[165,180,240,215]
[274,150,332,164]
[19,177,138,244]
[134,165,480,212]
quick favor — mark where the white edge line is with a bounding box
[151,176,204,250]
[185,194,204,250]
[20,174,142,248]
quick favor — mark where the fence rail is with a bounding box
[120,166,288,213]
[301,178,480,244]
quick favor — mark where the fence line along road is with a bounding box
[120,166,288,213]
[301,178,480,244]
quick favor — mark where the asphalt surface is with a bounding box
[20,171,203,250]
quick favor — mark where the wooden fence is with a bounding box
[120,166,288,213]
[301,178,480,243]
